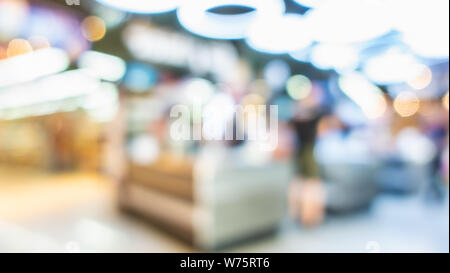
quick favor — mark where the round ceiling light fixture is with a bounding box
[177,0,285,40]
[304,0,393,43]
[94,0,179,14]
[292,0,329,8]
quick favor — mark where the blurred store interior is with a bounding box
[0,0,449,252]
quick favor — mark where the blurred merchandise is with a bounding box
[0,0,448,253]
[120,148,293,249]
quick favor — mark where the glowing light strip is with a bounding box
[78,50,126,82]
[177,0,285,39]
[0,48,69,88]
[0,70,100,110]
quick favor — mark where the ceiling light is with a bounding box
[94,0,179,14]
[177,0,285,40]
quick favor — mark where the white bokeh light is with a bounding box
[363,48,425,85]
[338,72,387,119]
[246,14,312,54]
[309,43,359,72]
[304,0,393,43]
[78,51,126,82]
[391,0,449,58]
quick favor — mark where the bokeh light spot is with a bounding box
[286,74,312,100]
[28,36,51,50]
[0,46,6,60]
[394,91,420,117]
[6,39,33,58]
[443,91,449,111]
[407,65,432,90]
[81,16,106,42]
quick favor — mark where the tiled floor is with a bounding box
[0,169,448,252]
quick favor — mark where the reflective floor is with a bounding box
[0,169,448,253]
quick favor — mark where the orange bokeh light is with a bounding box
[394,91,420,117]
[6,38,33,58]
[81,16,106,42]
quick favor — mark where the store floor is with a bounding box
[0,168,448,253]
